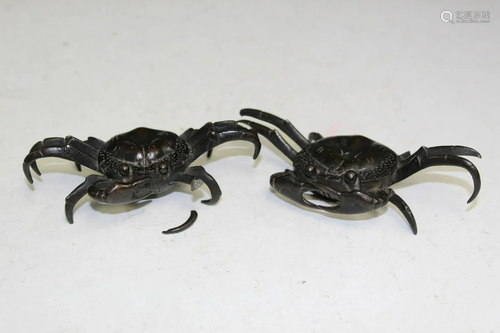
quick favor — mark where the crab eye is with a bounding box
[344,170,357,185]
[119,164,130,176]
[304,164,317,178]
[158,162,169,174]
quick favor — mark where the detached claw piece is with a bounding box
[163,210,198,234]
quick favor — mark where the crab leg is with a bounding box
[393,146,481,203]
[239,120,298,161]
[240,109,309,148]
[74,137,105,171]
[182,121,261,163]
[23,136,100,183]
[388,192,417,235]
[173,166,222,205]
[65,174,108,224]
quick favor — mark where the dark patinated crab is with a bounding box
[240,109,481,235]
[23,121,261,233]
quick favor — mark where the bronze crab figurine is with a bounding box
[23,121,261,233]
[240,109,481,235]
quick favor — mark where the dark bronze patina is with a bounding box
[240,109,481,235]
[23,121,261,233]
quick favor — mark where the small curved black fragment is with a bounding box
[162,210,198,234]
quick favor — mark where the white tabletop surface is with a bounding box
[1,1,499,332]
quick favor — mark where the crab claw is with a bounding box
[87,177,153,204]
[270,170,338,210]
[270,170,390,215]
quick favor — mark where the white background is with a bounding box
[1,1,499,332]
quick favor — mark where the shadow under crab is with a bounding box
[23,121,261,234]
[240,108,481,235]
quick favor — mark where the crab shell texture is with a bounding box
[91,128,189,204]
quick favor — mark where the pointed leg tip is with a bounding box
[25,173,34,184]
[389,192,418,236]
[32,163,41,176]
[24,171,34,184]
[466,147,481,158]
[253,145,261,159]
[201,199,215,205]
[467,190,480,204]
[66,207,75,224]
